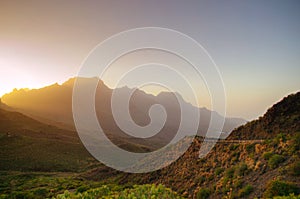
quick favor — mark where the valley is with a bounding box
[0,90,299,198]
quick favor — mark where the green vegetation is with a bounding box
[225,167,235,179]
[288,161,300,176]
[268,154,285,169]
[196,188,210,199]
[264,180,300,198]
[238,184,253,197]
[214,167,224,176]
[291,133,300,152]
[0,172,110,199]
[273,194,300,199]
[236,162,248,176]
[0,108,98,172]
[246,143,255,153]
[0,173,184,199]
[263,152,274,160]
[54,184,184,199]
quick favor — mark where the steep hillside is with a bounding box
[83,92,300,198]
[229,92,300,140]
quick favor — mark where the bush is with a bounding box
[76,185,89,193]
[291,133,300,152]
[238,184,253,197]
[263,152,273,160]
[289,161,300,176]
[225,167,235,179]
[229,144,239,150]
[264,180,300,198]
[196,188,210,199]
[273,193,300,199]
[233,179,243,189]
[236,162,248,176]
[275,133,287,143]
[33,188,48,197]
[268,154,285,169]
[215,167,224,175]
[55,184,184,199]
[246,144,255,153]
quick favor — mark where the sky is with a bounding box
[0,0,299,120]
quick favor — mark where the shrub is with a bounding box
[55,184,184,199]
[268,154,285,169]
[215,167,224,176]
[238,184,253,197]
[246,144,255,153]
[225,167,235,179]
[196,188,210,199]
[263,152,273,160]
[275,133,287,143]
[76,185,89,193]
[273,193,300,199]
[33,188,48,197]
[291,133,300,152]
[236,162,248,176]
[229,144,239,150]
[289,161,300,176]
[233,179,243,189]
[264,180,300,198]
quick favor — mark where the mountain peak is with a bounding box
[229,91,300,140]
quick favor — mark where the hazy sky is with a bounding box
[0,0,299,119]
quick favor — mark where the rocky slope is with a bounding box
[84,92,300,198]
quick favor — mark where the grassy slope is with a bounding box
[0,108,98,172]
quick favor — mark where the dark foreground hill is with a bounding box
[0,105,96,172]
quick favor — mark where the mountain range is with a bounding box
[0,85,299,198]
[1,77,246,150]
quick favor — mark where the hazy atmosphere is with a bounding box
[1,1,300,198]
[1,0,300,120]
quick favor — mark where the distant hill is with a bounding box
[2,77,246,148]
[0,106,95,172]
[0,106,156,172]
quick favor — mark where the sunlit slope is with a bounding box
[228,92,300,140]
[86,92,300,198]
[2,77,246,140]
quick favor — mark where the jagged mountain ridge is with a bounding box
[2,77,246,145]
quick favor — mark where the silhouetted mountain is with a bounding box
[2,77,246,147]
[0,99,12,111]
